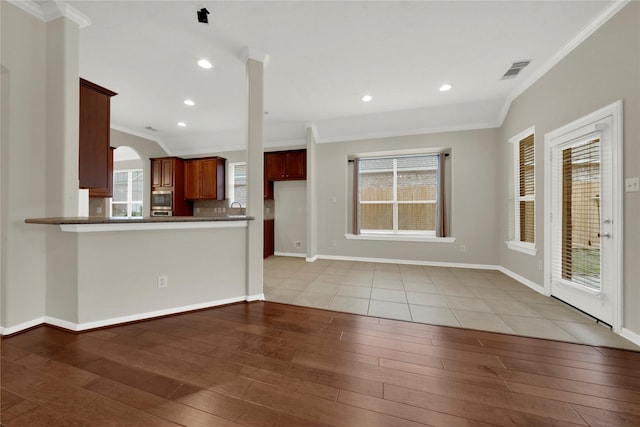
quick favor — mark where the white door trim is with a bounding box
[544,100,623,332]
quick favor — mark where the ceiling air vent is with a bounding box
[501,60,531,80]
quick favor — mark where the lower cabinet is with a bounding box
[264,219,274,259]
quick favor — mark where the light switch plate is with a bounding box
[625,177,640,192]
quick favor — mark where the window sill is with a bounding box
[345,233,456,243]
[505,240,537,256]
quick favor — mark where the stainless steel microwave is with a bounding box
[151,190,172,210]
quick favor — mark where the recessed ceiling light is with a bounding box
[184,99,195,106]
[197,59,213,69]
[362,95,372,102]
[439,84,452,92]
[177,122,186,127]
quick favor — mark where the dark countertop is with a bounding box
[25,216,254,225]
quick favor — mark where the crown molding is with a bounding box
[8,0,91,28]
[314,121,499,145]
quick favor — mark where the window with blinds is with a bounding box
[560,138,601,290]
[357,154,439,234]
[518,134,535,243]
[507,127,536,254]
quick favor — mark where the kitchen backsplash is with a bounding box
[89,197,109,217]
[193,199,273,219]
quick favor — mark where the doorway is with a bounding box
[544,101,623,330]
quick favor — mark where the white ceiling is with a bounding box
[63,0,620,155]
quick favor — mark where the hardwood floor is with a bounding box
[2,301,640,426]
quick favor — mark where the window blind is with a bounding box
[518,134,535,243]
[560,138,601,290]
[354,153,444,235]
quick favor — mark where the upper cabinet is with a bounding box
[264,149,306,199]
[185,157,226,200]
[150,157,191,216]
[265,149,306,181]
[78,78,117,197]
[152,157,176,189]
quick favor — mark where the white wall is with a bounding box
[498,2,640,333]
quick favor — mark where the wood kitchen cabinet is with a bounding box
[184,157,226,200]
[264,156,274,200]
[264,219,274,258]
[87,147,114,198]
[79,78,117,197]
[264,149,306,199]
[152,158,175,188]
[265,149,306,181]
[150,157,191,216]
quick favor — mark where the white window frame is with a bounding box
[345,152,455,244]
[109,169,143,217]
[506,126,537,255]
[359,157,437,236]
[227,162,247,207]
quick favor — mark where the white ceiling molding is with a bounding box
[263,138,306,149]
[497,0,630,126]
[240,47,269,64]
[9,0,91,27]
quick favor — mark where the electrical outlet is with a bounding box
[538,260,543,270]
[157,275,168,288]
[294,241,302,248]
[97,206,102,214]
[332,240,337,247]
[625,177,639,192]
[459,244,466,252]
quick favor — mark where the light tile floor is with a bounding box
[264,256,640,350]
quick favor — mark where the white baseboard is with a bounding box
[0,317,46,336]
[0,294,262,335]
[306,255,319,262]
[497,266,548,295]
[315,253,498,270]
[246,293,265,302]
[620,328,640,348]
[274,251,306,258]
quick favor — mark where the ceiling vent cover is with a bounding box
[501,60,531,80]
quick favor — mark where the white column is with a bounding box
[242,48,268,300]
[306,124,319,261]
[45,13,84,217]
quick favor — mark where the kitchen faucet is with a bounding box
[230,201,242,208]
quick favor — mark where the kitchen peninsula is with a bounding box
[24,215,260,333]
